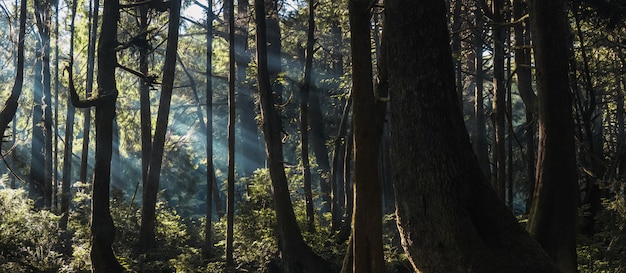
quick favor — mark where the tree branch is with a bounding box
[65,62,102,108]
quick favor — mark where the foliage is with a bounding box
[578,195,626,273]
[0,187,65,272]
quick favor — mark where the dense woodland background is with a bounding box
[0,0,625,272]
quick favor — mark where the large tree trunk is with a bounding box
[526,0,579,272]
[139,0,182,250]
[386,1,558,272]
[254,0,331,271]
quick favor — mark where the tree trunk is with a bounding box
[203,0,215,258]
[64,0,126,270]
[225,0,236,266]
[347,1,386,271]
[299,0,316,233]
[331,96,351,231]
[309,85,332,214]
[139,2,152,196]
[266,0,283,103]
[386,0,558,272]
[254,0,331,271]
[140,0,182,250]
[80,0,100,184]
[526,0,579,272]
[236,0,264,177]
[492,0,506,200]
[512,0,536,212]
[472,6,490,178]
[60,0,77,246]
[30,0,53,209]
[0,0,26,142]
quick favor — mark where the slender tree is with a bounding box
[346,0,385,271]
[139,0,152,197]
[60,0,77,244]
[299,0,316,233]
[526,0,579,272]
[492,0,506,200]
[512,0,537,212]
[140,0,182,250]
[225,0,236,266]
[67,0,125,270]
[0,0,26,140]
[236,0,263,177]
[30,0,53,209]
[472,5,490,177]
[203,0,215,258]
[254,0,331,270]
[80,0,100,184]
[386,0,559,271]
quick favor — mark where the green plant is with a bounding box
[0,188,66,272]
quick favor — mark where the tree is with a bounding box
[345,0,385,271]
[471,4,490,178]
[526,0,579,272]
[203,0,216,258]
[386,0,558,272]
[254,0,331,271]
[236,0,264,177]
[492,0,506,200]
[511,0,537,212]
[140,0,183,250]
[30,0,54,209]
[67,0,125,270]
[139,0,152,199]
[299,0,315,233]
[0,0,26,141]
[79,0,99,185]
[225,0,236,265]
[60,0,77,240]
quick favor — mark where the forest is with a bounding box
[0,0,625,272]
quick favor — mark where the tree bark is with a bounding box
[299,0,316,233]
[347,0,385,271]
[140,0,182,250]
[80,0,100,184]
[236,0,264,177]
[492,0,506,200]
[203,0,215,258]
[76,0,125,270]
[139,1,152,197]
[512,0,536,212]
[254,0,331,271]
[31,0,53,209]
[472,6,490,178]
[386,0,558,272]
[225,0,236,265]
[526,0,579,272]
[330,96,351,231]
